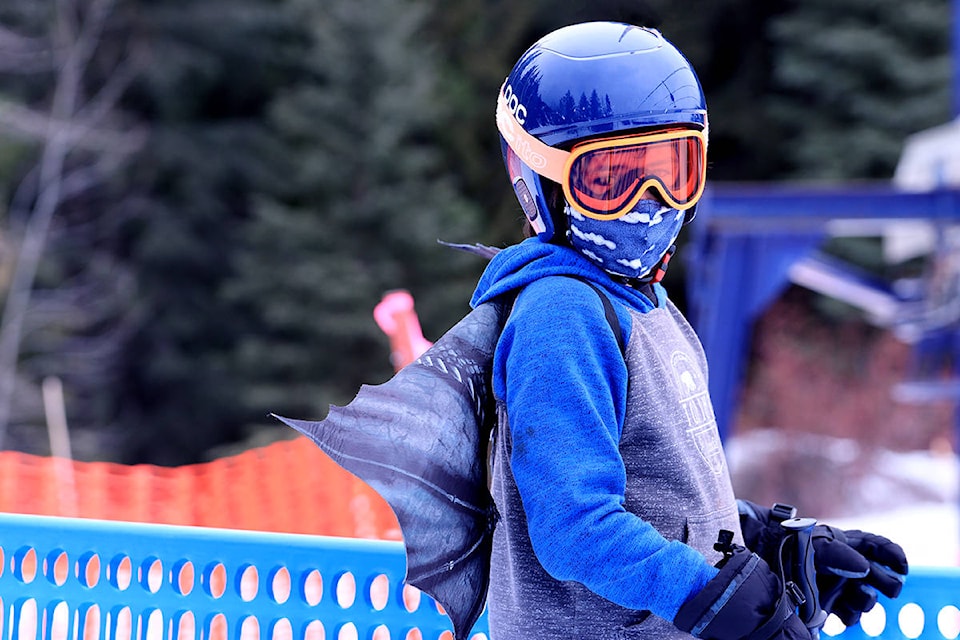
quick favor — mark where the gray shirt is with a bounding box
[487,300,742,639]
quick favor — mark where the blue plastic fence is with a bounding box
[0,512,957,640]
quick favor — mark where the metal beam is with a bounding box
[700,184,960,232]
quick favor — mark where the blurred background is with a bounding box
[0,0,956,559]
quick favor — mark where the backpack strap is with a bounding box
[574,278,626,358]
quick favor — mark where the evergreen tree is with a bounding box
[225,0,482,427]
[104,0,311,464]
[655,0,793,182]
[767,0,951,180]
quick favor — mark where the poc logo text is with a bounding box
[502,84,527,125]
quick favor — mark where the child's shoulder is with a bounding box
[519,273,605,298]
[514,275,610,314]
[512,275,624,328]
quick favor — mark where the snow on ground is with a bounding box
[828,446,959,567]
[726,431,959,567]
[830,502,958,568]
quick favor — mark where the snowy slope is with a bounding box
[726,431,959,567]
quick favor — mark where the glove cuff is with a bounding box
[676,542,802,640]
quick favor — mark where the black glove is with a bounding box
[738,500,909,626]
[675,533,810,640]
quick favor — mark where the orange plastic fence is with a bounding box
[3,291,432,538]
[0,437,401,539]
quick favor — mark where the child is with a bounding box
[473,21,907,639]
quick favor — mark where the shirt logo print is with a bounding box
[671,350,725,476]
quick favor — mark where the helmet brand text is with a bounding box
[502,84,527,124]
[497,85,548,171]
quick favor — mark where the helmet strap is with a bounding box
[647,244,676,284]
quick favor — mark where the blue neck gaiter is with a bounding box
[565,199,684,281]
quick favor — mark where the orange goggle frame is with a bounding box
[496,90,707,220]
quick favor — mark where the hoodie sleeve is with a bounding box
[494,276,717,620]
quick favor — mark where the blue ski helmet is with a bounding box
[497,22,708,242]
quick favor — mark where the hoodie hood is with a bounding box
[471,237,664,311]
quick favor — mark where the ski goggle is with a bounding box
[496,90,707,220]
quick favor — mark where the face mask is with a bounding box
[565,198,684,281]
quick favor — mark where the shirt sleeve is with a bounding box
[495,276,718,620]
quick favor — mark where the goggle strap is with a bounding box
[496,88,569,183]
[496,83,707,220]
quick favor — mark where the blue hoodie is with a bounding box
[471,237,717,622]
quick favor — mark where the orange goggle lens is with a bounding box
[564,131,706,220]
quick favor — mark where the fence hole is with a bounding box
[173,560,195,596]
[335,623,357,640]
[49,601,70,640]
[81,604,101,640]
[141,558,163,594]
[203,563,227,599]
[108,556,132,591]
[270,618,292,640]
[239,565,259,602]
[335,573,355,608]
[899,603,924,639]
[144,609,164,640]
[240,616,260,640]
[174,611,196,640]
[14,547,37,584]
[302,570,322,606]
[45,550,69,586]
[939,605,960,640]
[303,620,324,640]
[207,612,227,640]
[402,585,420,613]
[368,574,389,611]
[16,598,38,640]
[270,567,291,604]
[108,606,133,640]
[821,614,845,637]
[860,604,887,637]
[77,553,100,588]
